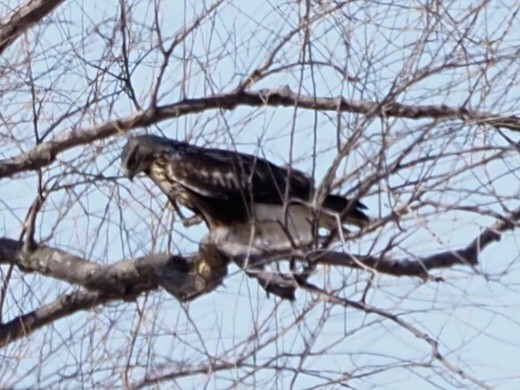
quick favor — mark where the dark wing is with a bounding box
[158,144,369,227]
[122,135,369,227]
[158,144,313,204]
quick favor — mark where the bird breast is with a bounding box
[149,163,193,206]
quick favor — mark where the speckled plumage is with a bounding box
[121,134,369,254]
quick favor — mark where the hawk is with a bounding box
[121,135,369,257]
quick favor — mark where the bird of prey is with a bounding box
[121,135,369,257]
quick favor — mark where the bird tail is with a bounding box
[320,194,370,229]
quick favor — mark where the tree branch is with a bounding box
[0,289,109,349]
[2,86,519,179]
[0,237,228,302]
[306,207,519,278]
[0,236,300,348]
[0,0,65,55]
[0,237,230,348]
[0,206,517,348]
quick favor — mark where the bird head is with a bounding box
[121,135,187,180]
[121,136,156,180]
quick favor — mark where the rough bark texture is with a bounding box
[0,0,65,55]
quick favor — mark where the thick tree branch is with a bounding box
[308,245,486,279]
[2,86,519,179]
[244,269,297,301]
[0,237,299,348]
[0,0,65,55]
[0,237,227,302]
[0,238,229,348]
[0,206,517,348]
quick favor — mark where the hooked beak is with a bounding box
[123,168,135,181]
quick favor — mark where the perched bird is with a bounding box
[121,134,369,257]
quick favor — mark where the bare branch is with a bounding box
[0,0,65,55]
[0,237,230,348]
[296,281,492,389]
[2,86,519,179]
[239,266,297,301]
[321,206,518,276]
[0,237,227,302]
[0,289,110,349]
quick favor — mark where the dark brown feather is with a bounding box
[121,135,369,229]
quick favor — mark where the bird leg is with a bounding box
[179,213,204,227]
[168,200,204,227]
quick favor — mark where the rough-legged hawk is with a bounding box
[121,135,369,257]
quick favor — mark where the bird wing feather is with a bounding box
[160,146,312,203]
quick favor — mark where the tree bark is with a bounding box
[0,0,65,55]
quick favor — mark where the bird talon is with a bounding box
[180,214,203,227]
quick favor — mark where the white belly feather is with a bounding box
[208,203,340,258]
